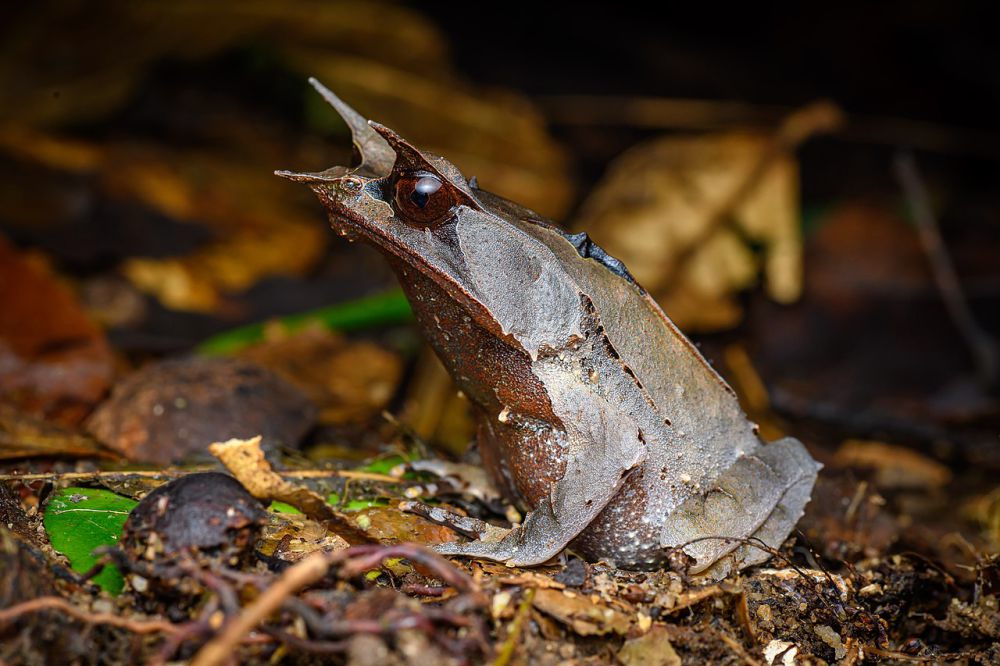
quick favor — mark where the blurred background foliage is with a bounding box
[1,0,998,467]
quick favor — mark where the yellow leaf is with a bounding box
[574,132,802,332]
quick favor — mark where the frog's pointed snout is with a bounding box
[275,169,324,183]
[306,77,394,176]
[273,167,347,184]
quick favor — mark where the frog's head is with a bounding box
[277,78,489,290]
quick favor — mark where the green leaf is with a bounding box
[43,487,138,595]
[356,454,415,477]
[342,498,388,511]
[196,289,413,356]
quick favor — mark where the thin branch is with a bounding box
[865,645,986,663]
[0,596,183,636]
[491,587,536,666]
[894,151,999,387]
[190,547,340,666]
[0,468,399,484]
[190,543,481,666]
[538,94,1000,160]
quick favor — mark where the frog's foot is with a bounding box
[660,436,821,580]
[433,526,550,566]
[402,500,569,567]
[400,500,508,541]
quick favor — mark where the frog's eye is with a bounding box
[392,172,457,226]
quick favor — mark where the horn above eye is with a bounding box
[392,171,458,226]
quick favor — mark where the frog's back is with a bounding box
[492,194,819,576]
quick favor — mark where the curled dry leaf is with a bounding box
[0,128,329,312]
[0,405,108,461]
[209,436,371,545]
[85,356,315,464]
[260,513,350,564]
[0,0,570,220]
[573,132,801,331]
[0,237,113,425]
[833,439,952,490]
[237,327,402,426]
[618,624,682,666]
[531,588,633,637]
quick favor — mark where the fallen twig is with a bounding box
[0,596,183,636]
[894,151,999,387]
[0,468,399,484]
[191,547,342,666]
[190,543,481,666]
[538,94,1000,159]
[491,587,536,666]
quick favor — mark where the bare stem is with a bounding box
[894,151,999,387]
[0,596,183,636]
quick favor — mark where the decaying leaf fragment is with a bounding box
[85,357,315,464]
[573,133,798,331]
[531,588,633,636]
[0,237,113,425]
[209,436,370,545]
[0,405,109,461]
[237,327,402,426]
[617,625,682,666]
[573,103,841,331]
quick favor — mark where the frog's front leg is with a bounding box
[432,394,648,567]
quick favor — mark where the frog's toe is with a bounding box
[432,539,515,563]
[431,529,565,567]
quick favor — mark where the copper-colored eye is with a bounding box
[393,172,456,226]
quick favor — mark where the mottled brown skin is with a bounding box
[389,256,568,510]
[279,79,821,576]
[392,257,659,565]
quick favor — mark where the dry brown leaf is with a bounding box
[573,132,801,331]
[531,588,633,636]
[238,327,402,426]
[495,571,566,590]
[121,220,325,312]
[85,357,315,464]
[350,506,458,546]
[209,436,371,545]
[833,439,952,489]
[0,1,572,219]
[0,129,329,312]
[103,147,327,312]
[0,237,113,425]
[618,625,682,666]
[259,512,350,562]
[0,405,109,461]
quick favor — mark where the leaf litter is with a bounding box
[1,4,999,665]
